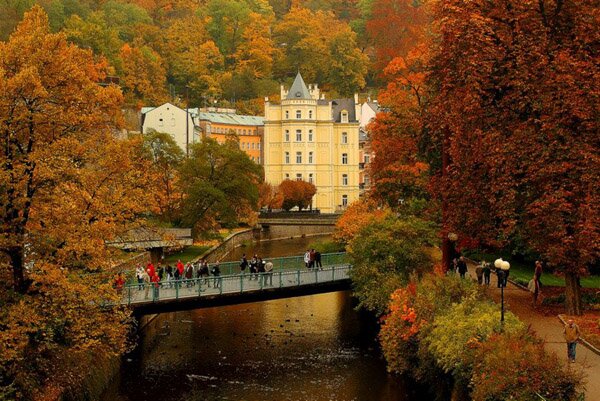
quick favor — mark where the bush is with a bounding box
[307,239,343,254]
[471,332,582,401]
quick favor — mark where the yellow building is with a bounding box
[263,73,361,213]
[196,109,264,164]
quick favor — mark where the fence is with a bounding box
[121,264,352,306]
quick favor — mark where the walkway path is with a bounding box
[467,264,600,400]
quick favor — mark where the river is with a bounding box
[101,236,437,401]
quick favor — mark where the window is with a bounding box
[296,173,303,181]
[308,151,313,164]
[295,129,302,142]
[364,154,370,164]
[342,153,348,164]
[341,132,348,144]
[257,142,261,150]
[308,130,313,142]
[342,174,348,186]
[296,110,301,119]
[251,143,255,149]
[342,195,348,206]
[308,173,314,184]
[285,173,290,179]
[243,129,247,135]
[285,152,290,164]
[309,110,313,119]
[364,175,370,186]
[285,110,289,119]
[158,118,164,127]
[257,156,261,163]
[285,130,290,142]
[341,110,349,123]
[296,151,302,164]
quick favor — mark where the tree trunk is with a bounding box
[9,245,26,293]
[441,126,451,272]
[564,271,582,315]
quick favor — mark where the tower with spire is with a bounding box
[263,72,361,213]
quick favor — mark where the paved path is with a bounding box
[467,264,600,400]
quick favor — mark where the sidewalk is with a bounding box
[467,265,600,401]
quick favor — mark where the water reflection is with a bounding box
[102,291,432,401]
[224,235,334,262]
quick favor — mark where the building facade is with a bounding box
[359,100,379,194]
[263,73,361,213]
[141,103,198,154]
[196,109,264,163]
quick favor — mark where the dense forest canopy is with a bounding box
[0,0,390,112]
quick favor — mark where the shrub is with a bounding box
[471,332,582,401]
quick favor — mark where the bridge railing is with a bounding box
[121,264,352,306]
[217,252,348,276]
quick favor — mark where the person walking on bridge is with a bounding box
[304,250,311,269]
[240,254,248,275]
[263,260,274,286]
[136,264,144,290]
[315,250,322,270]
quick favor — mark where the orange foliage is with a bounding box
[333,198,391,244]
[278,179,317,211]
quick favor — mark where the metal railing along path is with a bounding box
[121,264,352,306]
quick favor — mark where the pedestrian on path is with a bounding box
[528,275,541,307]
[457,256,468,279]
[563,319,581,363]
[482,261,491,286]
[475,262,484,285]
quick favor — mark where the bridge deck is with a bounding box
[122,265,351,309]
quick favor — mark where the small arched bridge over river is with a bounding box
[122,253,351,316]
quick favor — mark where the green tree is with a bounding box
[141,130,185,223]
[348,215,436,314]
[63,11,122,67]
[178,138,262,232]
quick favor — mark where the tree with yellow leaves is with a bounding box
[0,7,154,399]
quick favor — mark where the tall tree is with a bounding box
[119,42,169,105]
[178,138,263,231]
[428,0,600,314]
[0,7,153,398]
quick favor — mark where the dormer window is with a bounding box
[341,110,349,123]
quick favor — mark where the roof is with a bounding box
[366,101,380,112]
[286,72,312,100]
[196,112,264,126]
[332,98,357,122]
[141,106,156,114]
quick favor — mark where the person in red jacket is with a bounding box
[151,271,160,300]
[146,262,155,278]
[176,259,184,277]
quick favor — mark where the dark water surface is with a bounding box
[101,237,436,401]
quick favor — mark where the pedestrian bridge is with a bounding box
[122,264,352,316]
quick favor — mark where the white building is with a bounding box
[359,100,379,129]
[141,103,198,154]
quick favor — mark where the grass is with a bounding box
[464,250,600,289]
[163,245,211,264]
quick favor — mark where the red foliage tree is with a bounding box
[427,0,600,314]
[278,179,317,211]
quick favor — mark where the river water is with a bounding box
[101,236,437,401]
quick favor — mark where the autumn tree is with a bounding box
[258,182,284,210]
[278,179,317,211]
[273,7,368,94]
[0,7,153,398]
[178,138,263,232]
[333,198,390,245]
[160,15,224,101]
[119,43,169,105]
[428,0,600,314]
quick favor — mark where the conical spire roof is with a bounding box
[286,72,312,100]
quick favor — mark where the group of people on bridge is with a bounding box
[239,254,274,286]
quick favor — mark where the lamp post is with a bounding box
[495,258,511,323]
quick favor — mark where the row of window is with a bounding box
[241,142,260,150]
[212,126,258,135]
[284,152,348,164]
[283,110,350,123]
[283,130,348,144]
[283,173,350,186]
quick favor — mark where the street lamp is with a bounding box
[495,258,511,323]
